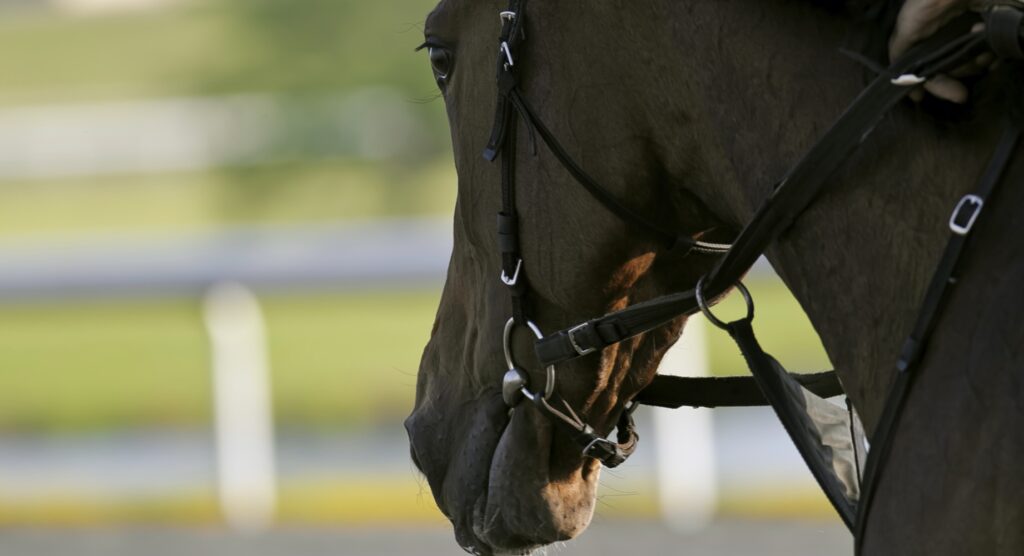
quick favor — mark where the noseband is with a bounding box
[482,0,1023,548]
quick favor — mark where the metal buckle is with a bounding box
[500,41,514,68]
[949,194,984,236]
[500,258,522,286]
[499,10,516,23]
[567,323,596,356]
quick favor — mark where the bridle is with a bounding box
[489,2,739,468]
[481,0,1023,550]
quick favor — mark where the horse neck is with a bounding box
[679,1,1007,430]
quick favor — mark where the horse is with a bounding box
[404,1,1024,554]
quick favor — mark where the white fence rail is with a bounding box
[0,218,452,300]
[203,283,277,531]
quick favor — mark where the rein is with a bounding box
[483,0,1023,549]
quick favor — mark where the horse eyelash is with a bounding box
[415,39,446,52]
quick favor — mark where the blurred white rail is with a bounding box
[0,91,426,180]
[203,283,276,530]
[653,318,718,532]
[0,218,453,299]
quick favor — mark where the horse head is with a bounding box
[403,2,740,553]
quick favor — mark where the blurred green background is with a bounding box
[0,0,455,237]
[0,0,834,535]
[0,0,453,435]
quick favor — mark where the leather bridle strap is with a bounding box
[853,122,1022,552]
[535,20,989,367]
[636,370,843,408]
[506,90,731,253]
[492,1,530,325]
[488,0,642,467]
[483,4,732,255]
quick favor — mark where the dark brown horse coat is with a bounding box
[405,1,1024,554]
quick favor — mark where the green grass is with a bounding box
[263,290,440,429]
[0,280,827,432]
[0,158,455,238]
[0,297,212,431]
[0,289,442,432]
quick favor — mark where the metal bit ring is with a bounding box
[695,276,754,330]
[503,317,556,400]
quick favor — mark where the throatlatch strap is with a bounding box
[853,124,1021,552]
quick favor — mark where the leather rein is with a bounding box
[483,0,1023,548]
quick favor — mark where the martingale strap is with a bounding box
[725,318,863,529]
[684,280,867,530]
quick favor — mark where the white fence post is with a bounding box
[652,318,718,532]
[203,282,277,531]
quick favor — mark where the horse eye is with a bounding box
[428,47,453,88]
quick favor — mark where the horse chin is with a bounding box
[409,392,600,556]
[466,405,600,555]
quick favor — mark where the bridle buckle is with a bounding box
[949,194,984,236]
[582,437,625,466]
[500,41,515,69]
[567,323,597,356]
[500,258,522,286]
